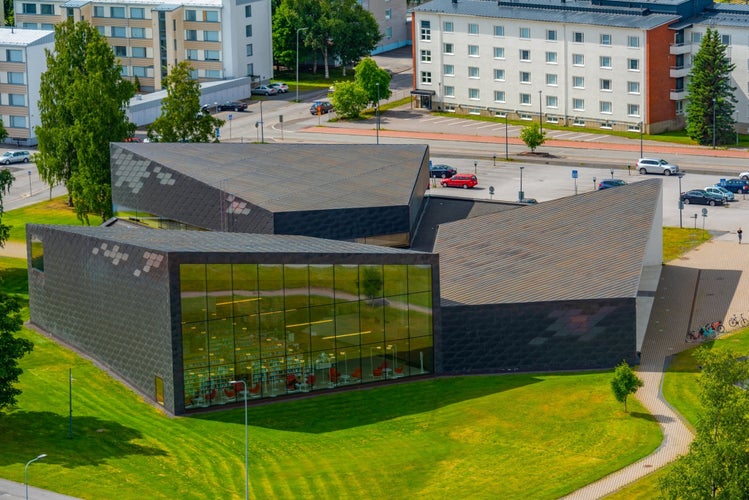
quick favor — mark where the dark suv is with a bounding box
[720,178,749,194]
[429,164,457,178]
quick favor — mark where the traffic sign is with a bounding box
[572,170,578,179]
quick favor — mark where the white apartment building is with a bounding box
[14,0,273,92]
[412,0,749,133]
[362,0,411,53]
[0,28,54,145]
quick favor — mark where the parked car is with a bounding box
[598,179,627,190]
[269,82,289,93]
[217,101,248,112]
[429,164,457,178]
[680,189,725,206]
[740,171,749,180]
[251,85,278,96]
[720,178,749,194]
[636,158,680,176]
[310,101,334,115]
[441,173,478,189]
[0,150,30,164]
[704,185,735,202]
[124,137,142,143]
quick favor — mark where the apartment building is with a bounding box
[411,0,749,134]
[0,28,54,146]
[14,0,272,92]
[361,0,411,53]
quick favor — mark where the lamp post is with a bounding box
[69,368,73,439]
[474,160,477,174]
[259,100,264,143]
[295,27,308,103]
[678,172,685,228]
[712,98,717,149]
[538,90,543,135]
[25,454,46,500]
[214,101,218,114]
[505,113,509,160]
[229,379,249,500]
[375,82,380,145]
[519,166,524,202]
[610,169,614,179]
[27,170,32,196]
[639,121,643,158]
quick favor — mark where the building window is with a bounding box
[573,98,584,111]
[722,34,731,46]
[444,43,454,54]
[245,5,252,16]
[205,11,218,22]
[494,68,505,80]
[93,6,104,17]
[600,79,612,91]
[133,66,149,77]
[246,63,254,76]
[520,71,531,83]
[546,29,557,41]
[421,50,431,62]
[421,71,432,84]
[41,23,53,30]
[444,85,455,97]
[205,69,221,78]
[520,49,531,61]
[111,6,125,18]
[96,26,105,36]
[111,26,126,38]
[41,4,54,14]
[385,27,392,39]
[186,48,197,60]
[114,46,127,57]
[9,94,25,106]
[628,58,639,70]
[185,10,196,21]
[121,66,129,77]
[494,25,504,37]
[628,81,640,94]
[691,32,702,44]
[205,50,220,61]
[468,45,479,56]
[469,88,479,100]
[23,23,38,29]
[8,72,24,84]
[185,30,197,41]
[420,20,431,41]
[545,51,557,64]
[468,23,479,35]
[628,104,640,116]
[546,73,557,85]
[22,3,36,14]
[600,33,611,45]
[573,32,584,43]
[494,90,505,102]
[573,118,585,126]
[546,95,558,108]
[627,36,640,48]
[600,101,612,113]
[493,47,504,59]
[204,31,219,42]
[132,47,146,58]
[444,64,454,76]
[600,56,611,68]
[573,76,584,88]
[385,8,391,19]
[245,25,253,37]
[131,7,144,18]
[519,27,530,39]
[520,93,531,105]
[131,27,145,38]
[468,67,479,78]
[9,116,26,128]
[444,21,454,32]
[572,54,584,65]
[676,100,684,115]
[245,44,253,56]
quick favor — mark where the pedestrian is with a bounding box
[739,227,743,244]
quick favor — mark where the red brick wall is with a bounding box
[646,23,676,127]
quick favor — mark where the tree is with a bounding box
[360,267,383,304]
[610,360,643,412]
[519,122,546,152]
[0,119,8,144]
[660,348,749,498]
[329,80,369,119]
[331,0,381,76]
[147,62,224,143]
[0,291,33,412]
[354,58,391,108]
[686,28,737,146]
[0,169,13,248]
[36,19,136,223]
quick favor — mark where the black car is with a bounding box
[598,179,627,190]
[217,101,248,112]
[720,178,749,194]
[680,189,725,206]
[429,164,457,178]
[310,101,334,115]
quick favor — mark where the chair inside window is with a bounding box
[372,367,383,378]
[329,367,341,384]
[249,382,262,398]
[306,374,316,388]
[393,365,405,377]
[350,367,362,380]
[205,388,217,401]
[224,387,236,399]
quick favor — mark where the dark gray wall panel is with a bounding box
[274,206,411,240]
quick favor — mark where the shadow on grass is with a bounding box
[193,374,542,433]
[0,410,167,468]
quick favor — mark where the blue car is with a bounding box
[429,164,457,178]
[598,179,627,190]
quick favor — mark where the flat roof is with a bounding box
[0,28,55,46]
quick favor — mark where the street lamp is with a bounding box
[229,379,249,500]
[519,166,524,202]
[505,113,509,160]
[639,121,643,158]
[27,170,32,196]
[25,454,46,500]
[538,90,543,135]
[295,27,308,103]
[712,98,717,149]
[678,172,686,228]
[375,82,380,145]
[473,160,477,174]
[610,168,614,179]
[259,100,264,143]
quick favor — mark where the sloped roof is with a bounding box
[112,143,428,213]
[435,178,662,305]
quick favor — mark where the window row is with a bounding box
[20,2,54,14]
[96,25,150,39]
[441,67,640,92]
[114,46,152,59]
[20,22,54,30]
[186,49,221,61]
[0,94,27,106]
[4,116,28,128]
[184,9,220,22]
[186,30,220,42]
[92,6,147,19]
[438,45,639,69]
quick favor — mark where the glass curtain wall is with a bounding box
[181,262,433,409]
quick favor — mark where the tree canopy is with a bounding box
[36,19,136,223]
[329,80,369,118]
[147,62,224,143]
[519,122,546,152]
[355,57,391,107]
[610,360,644,412]
[686,28,737,146]
[0,291,33,412]
[0,169,13,248]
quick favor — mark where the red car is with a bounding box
[441,173,478,189]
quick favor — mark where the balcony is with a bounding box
[670,65,690,78]
[670,43,692,55]
[670,88,686,100]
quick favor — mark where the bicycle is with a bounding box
[728,312,749,329]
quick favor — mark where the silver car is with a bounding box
[705,185,735,201]
[0,150,30,165]
[637,158,679,176]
